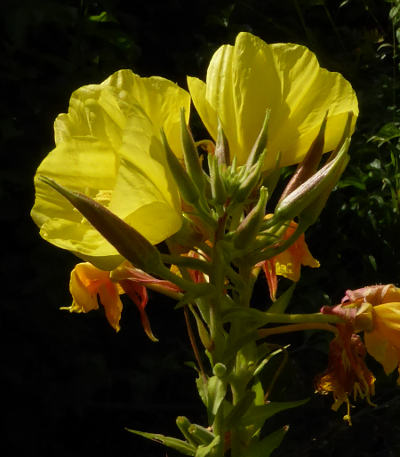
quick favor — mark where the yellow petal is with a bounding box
[101,70,190,158]
[32,70,189,269]
[364,329,399,375]
[188,32,358,171]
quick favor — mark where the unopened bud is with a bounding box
[213,363,227,378]
[234,187,268,249]
[246,108,271,169]
[39,176,163,273]
[187,424,215,445]
[234,149,266,203]
[161,129,200,205]
[180,108,207,194]
[215,117,230,165]
[279,113,327,203]
[270,138,350,227]
[208,154,227,205]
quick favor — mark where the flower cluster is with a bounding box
[32,31,388,455]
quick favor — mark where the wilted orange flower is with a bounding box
[64,262,124,332]
[63,262,180,341]
[340,284,400,384]
[315,324,375,425]
[260,221,319,300]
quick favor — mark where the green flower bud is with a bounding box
[161,129,200,205]
[233,187,268,249]
[245,108,271,169]
[215,117,230,165]
[267,138,350,228]
[212,363,227,378]
[180,108,207,194]
[39,176,163,273]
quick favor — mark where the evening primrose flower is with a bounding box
[65,261,181,340]
[31,70,190,270]
[188,32,358,171]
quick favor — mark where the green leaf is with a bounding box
[125,428,196,456]
[246,426,289,457]
[195,435,221,457]
[196,375,227,422]
[225,391,256,429]
[241,399,309,429]
[268,283,296,313]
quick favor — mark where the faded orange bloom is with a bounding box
[315,324,375,425]
[63,262,180,340]
[260,221,319,300]
[64,262,124,332]
[341,284,400,384]
[112,262,181,342]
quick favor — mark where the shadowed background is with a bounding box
[2,0,400,456]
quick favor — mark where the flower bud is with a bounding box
[234,149,266,203]
[161,129,200,205]
[234,187,268,249]
[279,113,327,203]
[39,176,164,273]
[215,117,230,165]
[180,108,207,194]
[208,153,227,205]
[269,138,350,227]
[187,424,215,445]
[213,363,227,378]
[245,108,271,169]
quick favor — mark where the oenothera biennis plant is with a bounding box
[31,32,398,456]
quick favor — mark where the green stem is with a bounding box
[258,322,338,339]
[259,312,342,325]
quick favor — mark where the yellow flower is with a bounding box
[31,70,190,270]
[188,32,358,171]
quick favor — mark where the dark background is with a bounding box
[2,0,400,456]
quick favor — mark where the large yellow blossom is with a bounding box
[31,70,190,270]
[188,32,358,171]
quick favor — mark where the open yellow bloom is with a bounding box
[188,32,358,171]
[31,70,190,270]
